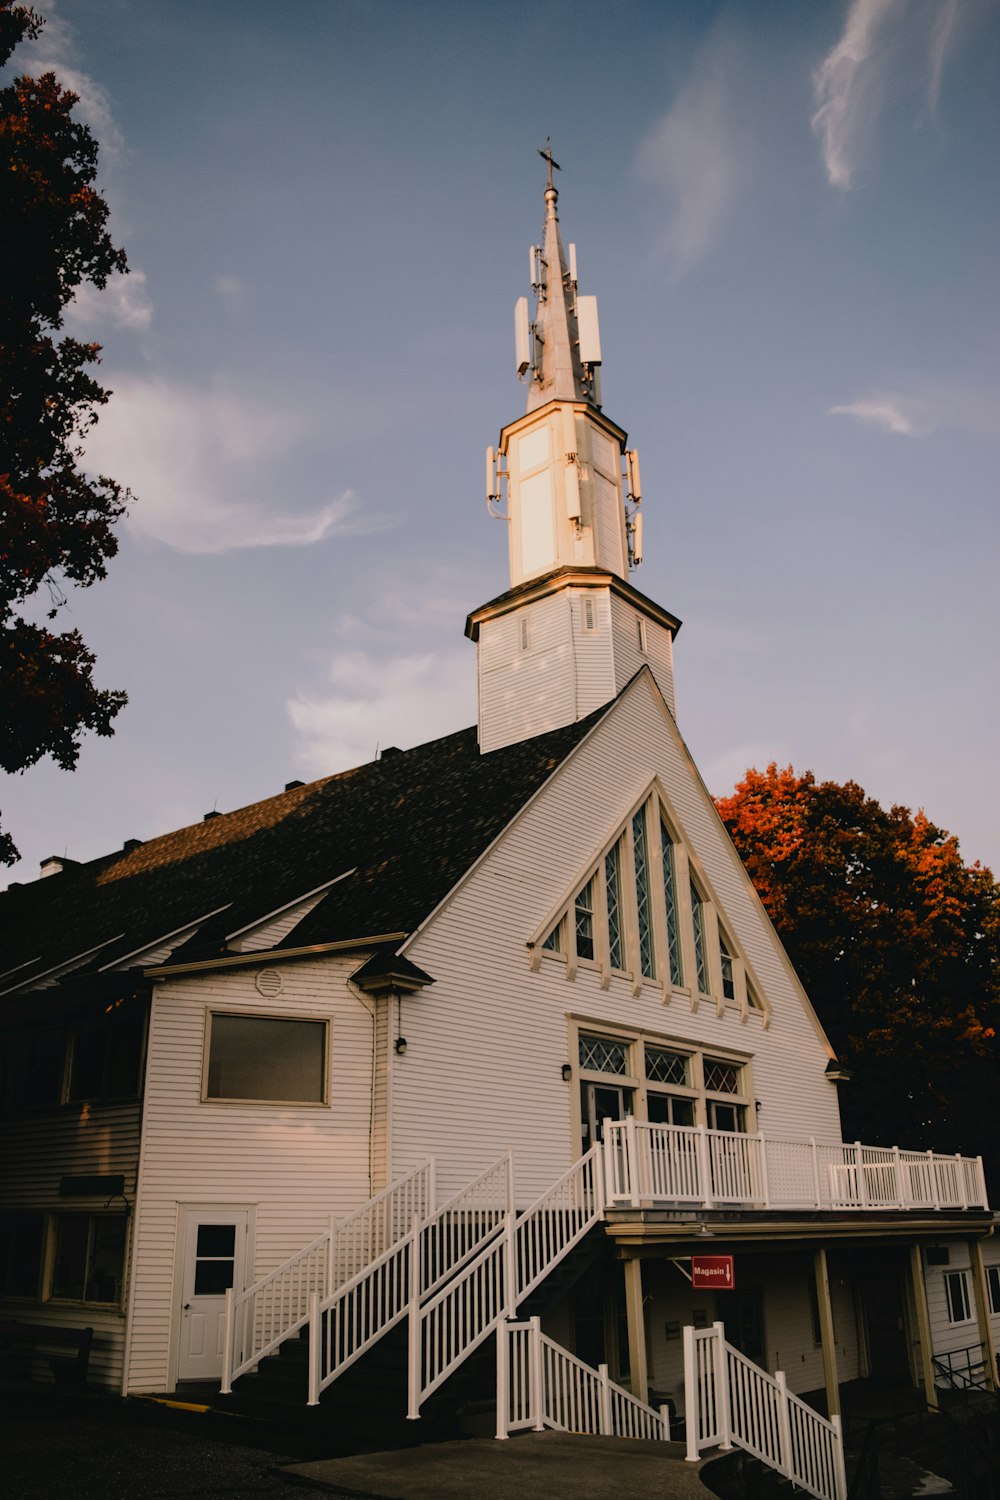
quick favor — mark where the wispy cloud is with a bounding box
[635,32,739,277]
[811,0,970,190]
[67,269,153,332]
[19,3,124,161]
[287,648,475,778]
[830,382,1000,439]
[82,374,393,553]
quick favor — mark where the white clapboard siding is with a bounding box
[395,672,840,1204]
[922,1244,998,1378]
[609,592,676,717]
[569,589,617,718]
[124,957,374,1394]
[478,593,578,754]
[1,1097,141,1389]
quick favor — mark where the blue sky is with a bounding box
[3,0,999,886]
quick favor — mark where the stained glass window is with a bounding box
[719,933,735,1001]
[605,842,623,970]
[660,823,683,987]
[632,809,655,978]
[575,878,595,962]
[691,882,708,994]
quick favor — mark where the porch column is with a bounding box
[813,1247,841,1418]
[908,1244,938,1411]
[624,1256,649,1403]
[969,1239,998,1392]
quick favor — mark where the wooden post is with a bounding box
[813,1247,841,1418]
[775,1370,792,1479]
[599,1362,613,1435]
[831,1413,848,1500]
[892,1147,904,1208]
[698,1125,714,1209]
[757,1132,771,1209]
[495,1317,509,1440]
[220,1286,234,1394]
[406,1214,422,1419]
[855,1143,868,1208]
[626,1113,641,1207]
[504,1212,517,1314]
[969,1239,998,1392]
[530,1316,545,1430]
[683,1325,700,1462]
[307,1291,321,1406]
[624,1256,649,1406]
[810,1138,821,1208]
[713,1321,732,1450]
[908,1243,938,1411]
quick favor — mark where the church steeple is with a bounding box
[524,153,593,412]
[467,160,680,756]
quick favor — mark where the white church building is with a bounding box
[1,167,996,1494]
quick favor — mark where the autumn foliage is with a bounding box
[0,2,130,862]
[717,765,1000,1190]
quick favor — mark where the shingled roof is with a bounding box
[0,708,610,1003]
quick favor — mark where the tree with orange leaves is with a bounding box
[717,765,1000,1191]
[0,2,130,863]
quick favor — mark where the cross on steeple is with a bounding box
[537,139,560,191]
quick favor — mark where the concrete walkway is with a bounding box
[285,1430,718,1500]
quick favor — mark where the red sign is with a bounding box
[691,1255,735,1290]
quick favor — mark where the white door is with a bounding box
[177,1208,249,1381]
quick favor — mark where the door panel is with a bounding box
[177,1208,249,1381]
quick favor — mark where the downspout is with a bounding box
[350,982,377,1201]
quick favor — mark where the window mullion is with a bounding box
[621,823,643,997]
[702,902,724,1014]
[647,810,671,1000]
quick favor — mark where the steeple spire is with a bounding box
[521,149,601,413]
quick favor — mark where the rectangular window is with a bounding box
[644,1047,689,1087]
[632,809,655,979]
[945,1270,972,1324]
[579,1034,629,1076]
[605,843,624,970]
[691,883,709,994]
[0,1213,44,1298]
[636,617,647,654]
[68,1005,144,1103]
[659,825,683,987]
[50,1213,127,1304]
[574,878,596,962]
[206,1013,327,1103]
[987,1265,1000,1315]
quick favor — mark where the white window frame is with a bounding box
[202,1009,331,1107]
[944,1269,973,1325]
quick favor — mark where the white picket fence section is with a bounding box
[603,1119,988,1213]
[307,1153,514,1404]
[684,1323,847,1500]
[222,1158,434,1391]
[409,1144,603,1416]
[498,1316,670,1441]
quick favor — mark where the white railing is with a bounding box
[308,1153,514,1404]
[222,1159,434,1391]
[684,1323,846,1500]
[497,1316,670,1441]
[604,1120,989,1213]
[409,1145,603,1416]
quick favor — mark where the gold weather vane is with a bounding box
[537,139,560,190]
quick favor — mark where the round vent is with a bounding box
[255,968,283,998]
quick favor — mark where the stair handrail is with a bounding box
[498,1315,670,1441]
[330,1156,436,1291]
[222,1156,433,1392]
[683,1322,847,1500]
[410,1145,604,1416]
[308,1152,515,1404]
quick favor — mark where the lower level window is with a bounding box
[51,1213,127,1304]
[944,1270,972,1324]
[206,1013,328,1103]
[987,1265,1000,1316]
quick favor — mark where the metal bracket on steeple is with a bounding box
[624,449,644,568]
[485,446,508,520]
